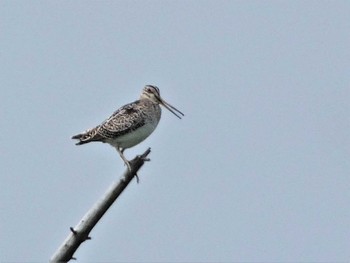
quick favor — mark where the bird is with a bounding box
[72,85,184,173]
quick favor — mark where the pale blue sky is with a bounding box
[1,1,349,261]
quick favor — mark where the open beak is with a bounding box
[158,97,184,119]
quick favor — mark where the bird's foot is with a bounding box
[124,160,139,183]
[136,155,151,162]
[133,155,150,183]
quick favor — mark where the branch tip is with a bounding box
[142,148,151,158]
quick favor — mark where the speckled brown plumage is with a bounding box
[72,85,184,171]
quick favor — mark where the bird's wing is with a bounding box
[97,100,146,139]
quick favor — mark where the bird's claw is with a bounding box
[124,160,139,183]
[135,173,140,183]
[136,155,150,162]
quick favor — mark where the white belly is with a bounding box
[106,122,158,149]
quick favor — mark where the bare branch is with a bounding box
[50,148,151,263]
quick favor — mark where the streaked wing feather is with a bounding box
[98,100,145,138]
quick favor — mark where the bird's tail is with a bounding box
[71,133,88,145]
[71,128,101,145]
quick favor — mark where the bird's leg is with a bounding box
[116,147,132,171]
[116,147,139,183]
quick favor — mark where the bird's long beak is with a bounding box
[159,97,184,119]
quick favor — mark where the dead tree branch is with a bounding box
[50,148,151,263]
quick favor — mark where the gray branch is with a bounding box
[50,148,151,263]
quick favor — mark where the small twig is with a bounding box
[69,227,77,235]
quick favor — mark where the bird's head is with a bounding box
[140,85,184,119]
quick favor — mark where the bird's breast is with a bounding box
[109,121,158,148]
